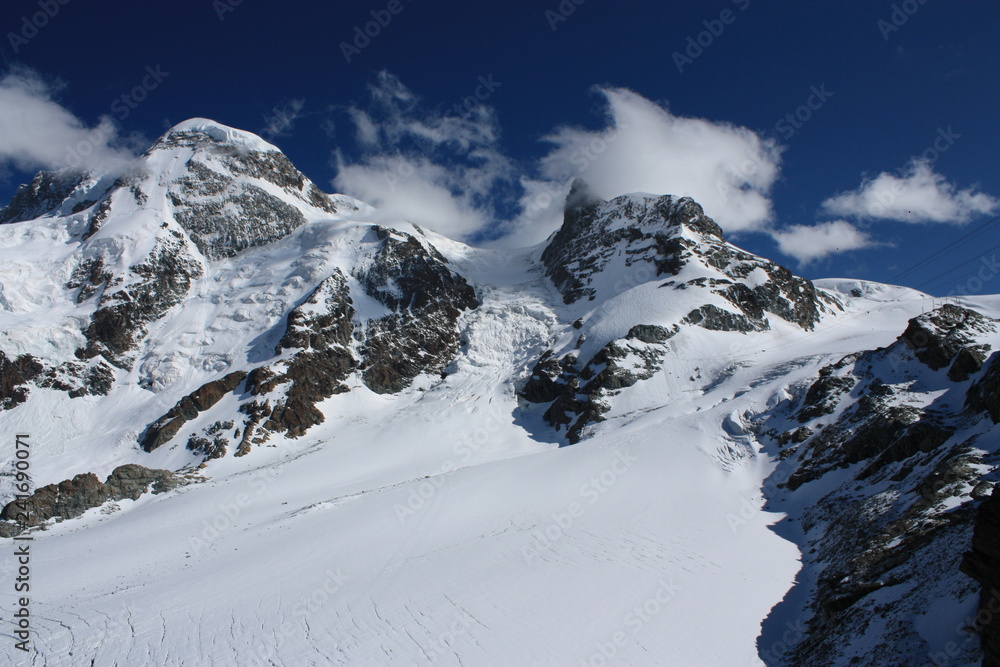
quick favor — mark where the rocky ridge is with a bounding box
[757,304,1000,665]
[523,181,842,443]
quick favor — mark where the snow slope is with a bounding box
[0,120,995,666]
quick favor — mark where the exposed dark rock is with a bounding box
[0,170,86,225]
[245,270,357,438]
[626,324,675,344]
[152,127,342,259]
[520,351,570,404]
[355,227,478,394]
[541,183,721,305]
[38,359,115,398]
[967,352,1000,424]
[961,486,1000,667]
[525,335,670,444]
[840,405,922,464]
[950,345,991,382]
[0,352,43,410]
[758,306,998,664]
[206,420,234,435]
[187,434,229,460]
[83,197,113,240]
[683,304,767,333]
[0,464,183,535]
[540,181,836,330]
[796,354,861,423]
[141,370,247,451]
[778,426,814,446]
[236,398,274,455]
[0,349,114,411]
[171,171,307,259]
[77,230,204,368]
[901,304,996,371]
[66,256,112,303]
[105,464,183,499]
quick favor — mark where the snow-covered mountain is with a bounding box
[0,119,997,666]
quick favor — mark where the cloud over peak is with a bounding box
[535,86,782,234]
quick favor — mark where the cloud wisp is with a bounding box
[0,68,135,174]
[772,219,875,265]
[334,78,786,248]
[821,158,999,224]
[535,86,782,234]
[332,71,515,240]
[260,99,306,140]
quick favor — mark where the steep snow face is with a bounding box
[0,122,998,666]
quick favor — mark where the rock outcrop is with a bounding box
[0,170,89,225]
[141,371,247,452]
[354,226,478,394]
[757,305,998,665]
[76,230,205,369]
[540,180,838,330]
[0,464,185,536]
[523,325,677,443]
[240,270,357,446]
[901,304,996,371]
[962,487,1000,667]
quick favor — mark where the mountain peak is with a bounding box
[152,118,279,154]
[565,178,602,211]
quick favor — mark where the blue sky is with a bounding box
[0,0,998,295]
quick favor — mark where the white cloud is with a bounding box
[772,220,875,265]
[0,67,133,173]
[821,158,999,224]
[332,72,514,240]
[525,86,782,235]
[334,153,497,238]
[348,108,379,146]
[261,99,305,139]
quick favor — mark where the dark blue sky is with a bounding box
[1,0,998,295]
